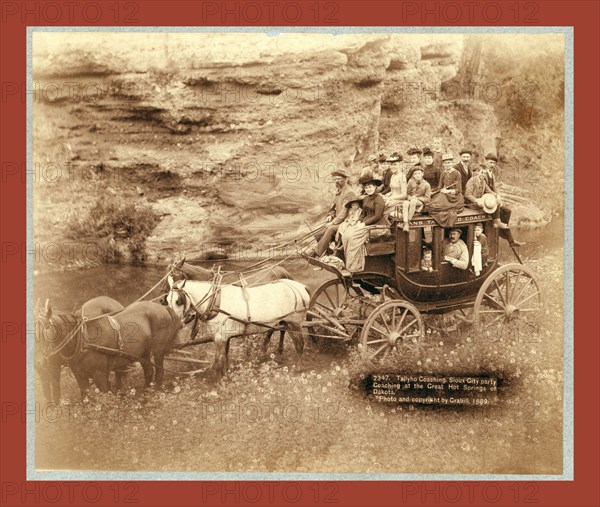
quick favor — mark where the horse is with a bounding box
[163,259,294,353]
[167,275,310,376]
[35,296,125,402]
[36,298,182,400]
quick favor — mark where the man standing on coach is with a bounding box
[454,148,473,194]
[483,153,524,248]
[312,168,355,257]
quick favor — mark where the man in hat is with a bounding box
[465,165,508,229]
[442,228,469,270]
[482,154,524,247]
[312,168,356,257]
[454,148,473,194]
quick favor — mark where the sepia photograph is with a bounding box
[31,30,568,477]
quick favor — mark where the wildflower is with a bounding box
[149,425,155,431]
[172,420,178,425]
[173,386,181,393]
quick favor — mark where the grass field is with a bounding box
[35,249,564,475]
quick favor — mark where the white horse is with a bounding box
[167,276,310,376]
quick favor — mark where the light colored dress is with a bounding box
[383,170,407,217]
[341,194,387,273]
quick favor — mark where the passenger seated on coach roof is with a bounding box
[402,166,431,232]
[464,165,509,229]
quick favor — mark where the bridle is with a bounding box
[36,312,85,362]
[171,269,224,326]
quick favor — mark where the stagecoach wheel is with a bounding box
[360,300,424,363]
[474,263,542,340]
[306,278,360,347]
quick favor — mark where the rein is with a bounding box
[177,269,224,324]
[173,278,308,336]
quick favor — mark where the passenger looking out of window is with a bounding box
[421,248,433,273]
[442,228,469,270]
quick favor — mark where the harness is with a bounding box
[177,268,224,324]
[39,314,84,361]
[174,277,308,337]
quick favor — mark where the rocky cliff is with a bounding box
[33,33,556,265]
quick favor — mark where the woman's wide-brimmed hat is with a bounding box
[481,193,499,213]
[344,196,363,208]
[358,176,383,187]
[386,152,403,162]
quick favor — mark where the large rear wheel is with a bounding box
[474,263,542,340]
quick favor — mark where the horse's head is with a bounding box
[35,299,61,355]
[34,299,75,402]
[166,276,215,327]
[166,276,194,323]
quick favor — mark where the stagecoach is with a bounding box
[303,208,542,362]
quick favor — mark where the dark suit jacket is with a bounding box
[483,169,497,192]
[454,162,471,194]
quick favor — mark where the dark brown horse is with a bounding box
[36,296,125,402]
[36,298,182,401]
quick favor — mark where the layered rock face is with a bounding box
[33,33,543,264]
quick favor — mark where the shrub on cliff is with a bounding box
[67,196,159,264]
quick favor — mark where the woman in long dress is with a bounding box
[427,153,464,227]
[340,177,388,273]
[382,158,407,218]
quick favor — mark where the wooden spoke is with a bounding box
[398,318,418,336]
[314,301,335,314]
[513,277,534,307]
[474,264,542,339]
[323,290,336,309]
[493,279,508,307]
[510,270,522,302]
[514,291,541,308]
[378,313,392,334]
[370,343,388,360]
[395,308,409,333]
[361,300,423,363]
[483,291,506,310]
[365,338,388,345]
[369,325,389,338]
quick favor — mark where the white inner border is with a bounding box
[26,26,574,482]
